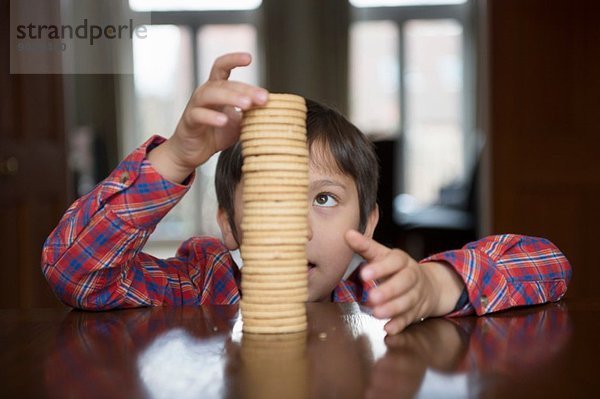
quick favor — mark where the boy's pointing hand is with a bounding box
[345,230,464,335]
[149,52,269,183]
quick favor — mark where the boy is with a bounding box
[42,53,571,334]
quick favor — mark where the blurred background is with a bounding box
[1,0,599,308]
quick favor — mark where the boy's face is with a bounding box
[221,142,379,302]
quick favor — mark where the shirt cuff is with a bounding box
[99,135,195,230]
[452,288,470,312]
[422,249,514,316]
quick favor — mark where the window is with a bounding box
[349,21,400,138]
[132,25,196,241]
[125,2,261,257]
[349,0,472,207]
[404,19,464,203]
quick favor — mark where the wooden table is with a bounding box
[1,300,598,398]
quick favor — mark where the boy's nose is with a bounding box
[306,216,313,241]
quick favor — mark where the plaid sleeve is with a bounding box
[41,135,203,310]
[421,234,572,317]
[333,263,377,302]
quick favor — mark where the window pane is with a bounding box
[129,0,261,11]
[197,24,259,84]
[403,19,464,204]
[196,24,259,238]
[133,25,193,143]
[349,21,400,138]
[133,25,196,242]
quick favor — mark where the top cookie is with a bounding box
[267,93,305,103]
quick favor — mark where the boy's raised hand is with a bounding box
[148,52,269,183]
[345,230,465,335]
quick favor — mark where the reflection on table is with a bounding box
[33,301,573,398]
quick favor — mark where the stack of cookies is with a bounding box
[239,93,309,334]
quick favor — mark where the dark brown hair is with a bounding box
[215,98,379,239]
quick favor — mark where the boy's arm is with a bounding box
[346,231,571,334]
[42,53,267,309]
[421,234,572,316]
[41,136,203,309]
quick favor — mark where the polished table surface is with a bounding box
[1,300,599,398]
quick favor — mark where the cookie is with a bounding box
[240,129,307,142]
[241,266,307,275]
[242,137,306,147]
[243,177,308,188]
[241,251,306,260]
[243,182,308,193]
[242,272,307,283]
[244,108,307,119]
[241,123,307,134]
[242,290,307,303]
[242,278,307,290]
[243,170,309,180]
[244,154,308,163]
[242,162,308,173]
[244,229,308,239]
[241,221,308,231]
[241,116,306,127]
[242,236,307,246]
[243,208,308,218]
[266,93,306,104]
[242,193,307,203]
[242,258,307,267]
[242,215,307,223]
[242,145,309,157]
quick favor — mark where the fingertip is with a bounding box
[345,229,362,243]
[385,322,401,335]
[236,52,252,65]
[369,291,385,308]
[361,267,374,281]
[215,113,228,126]
[255,89,269,104]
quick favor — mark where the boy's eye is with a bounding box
[313,193,338,207]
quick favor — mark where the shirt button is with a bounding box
[120,172,130,183]
[481,295,489,309]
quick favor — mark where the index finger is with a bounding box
[345,230,390,263]
[209,52,252,81]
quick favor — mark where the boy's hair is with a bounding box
[215,98,379,241]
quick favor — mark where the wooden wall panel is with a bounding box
[0,208,20,308]
[0,0,67,308]
[485,0,600,299]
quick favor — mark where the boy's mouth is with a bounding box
[307,262,316,270]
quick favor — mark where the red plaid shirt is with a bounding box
[41,136,571,312]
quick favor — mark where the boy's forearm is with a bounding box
[421,235,571,316]
[421,261,465,317]
[147,140,196,184]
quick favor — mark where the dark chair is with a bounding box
[393,159,479,259]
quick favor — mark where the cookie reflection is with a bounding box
[226,303,380,399]
[238,332,308,399]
